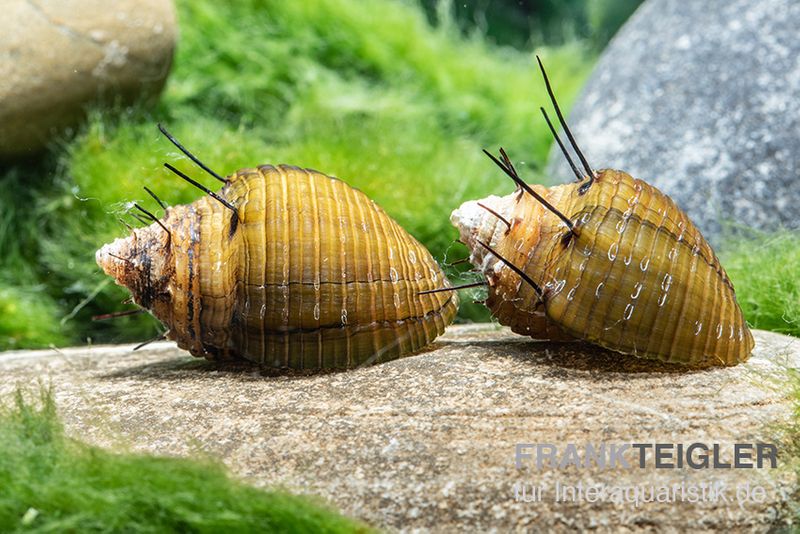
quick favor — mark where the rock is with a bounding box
[546,0,800,243]
[1,325,798,530]
[0,0,176,158]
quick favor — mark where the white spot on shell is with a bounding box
[553,279,566,295]
[393,293,401,308]
[361,222,369,233]
[430,268,438,282]
[658,293,668,307]
[389,267,399,283]
[631,282,643,299]
[716,323,723,339]
[623,253,632,266]
[623,303,634,321]
[668,247,678,261]
[408,250,417,264]
[341,309,348,325]
[640,256,650,271]
[567,286,577,302]
[729,325,735,339]
[661,273,672,292]
[694,321,703,335]
[313,303,320,320]
[608,242,618,261]
[581,212,591,224]
[259,304,266,320]
[595,282,604,299]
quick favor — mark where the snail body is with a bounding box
[97,163,457,369]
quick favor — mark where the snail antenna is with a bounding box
[163,163,240,219]
[477,202,511,230]
[133,203,171,239]
[536,56,594,187]
[418,281,486,295]
[157,123,227,183]
[133,332,167,351]
[483,148,577,235]
[540,107,582,182]
[144,186,168,210]
[476,240,543,299]
[130,212,151,226]
[92,308,146,321]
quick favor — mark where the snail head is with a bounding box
[96,220,174,314]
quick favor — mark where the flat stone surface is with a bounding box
[546,0,800,243]
[2,325,798,531]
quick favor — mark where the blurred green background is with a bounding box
[1,0,796,350]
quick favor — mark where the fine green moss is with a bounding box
[722,231,800,337]
[0,387,372,532]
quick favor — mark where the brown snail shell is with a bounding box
[452,170,754,367]
[97,163,458,370]
[450,57,754,368]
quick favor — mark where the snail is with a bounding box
[449,57,753,367]
[96,126,458,370]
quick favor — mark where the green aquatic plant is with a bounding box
[722,231,800,337]
[0,387,373,532]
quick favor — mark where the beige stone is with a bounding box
[0,0,176,157]
[1,325,798,531]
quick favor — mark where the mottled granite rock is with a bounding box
[2,325,798,531]
[0,0,176,158]
[546,0,800,243]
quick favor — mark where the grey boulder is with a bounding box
[546,0,800,243]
